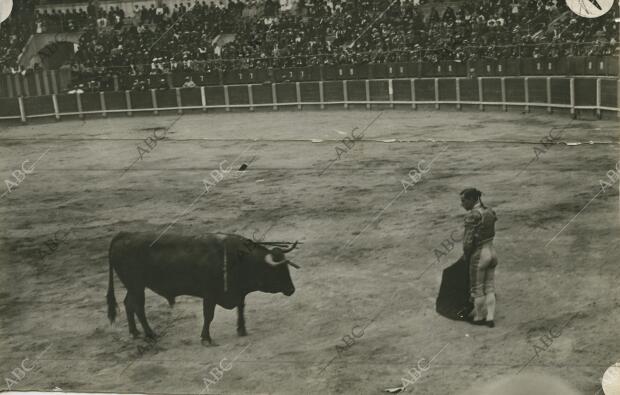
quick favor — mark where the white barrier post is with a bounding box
[247,85,254,112]
[200,86,207,112]
[125,90,132,116]
[365,80,370,110]
[176,88,183,115]
[224,85,230,112]
[434,78,439,110]
[546,77,552,113]
[52,94,60,120]
[76,92,84,119]
[596,78,601,119]
[18,96,26,123]
[411,78,416,110]
[99,91,107,117]
[271,83,278,111]
[478,77,484,111]
[569,78,575,118]
[456,77,461,110]
[343,80,348,109]
[151,89,158,115]
[524,77,530,113]
[501,77,506,111]
[296,82,302,110]
[319,81,325,110]
[389,79,394,109]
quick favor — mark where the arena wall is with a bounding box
[0,75,617,123]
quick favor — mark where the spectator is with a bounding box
[67,83,84,94]
[182,76,197,88]
[157,77,169,90]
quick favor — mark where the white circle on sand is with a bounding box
[565,0,614,18]
[0,0,13,23]
[603,363,620,395]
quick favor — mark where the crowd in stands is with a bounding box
[35,8,94,33]
[0,0,618,92]
[222,0,617,69]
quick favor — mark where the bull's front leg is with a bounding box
[201,298,218,347]
[237,297,247,337]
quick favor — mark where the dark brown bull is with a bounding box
[106,232,298,345]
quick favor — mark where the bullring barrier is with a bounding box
[0,76,617,123]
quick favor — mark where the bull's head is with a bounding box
[258,241,299,296]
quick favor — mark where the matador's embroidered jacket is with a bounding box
[462,203,497,258]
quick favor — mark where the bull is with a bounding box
[106,232,298,345]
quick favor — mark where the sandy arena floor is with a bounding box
[0,108,619,394]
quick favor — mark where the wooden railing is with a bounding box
[1,76,617,123]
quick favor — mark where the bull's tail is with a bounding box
[106,242,118,323]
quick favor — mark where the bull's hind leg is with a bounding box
[133,288,157,339]
[124,293,140,338]
[201,299,217,346]
[237,298,247,337]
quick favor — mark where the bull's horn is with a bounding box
[287,262,300,269]
[265,253,286,266]
[280,241,298,253]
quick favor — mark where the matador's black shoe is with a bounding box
[469,318,495,328]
